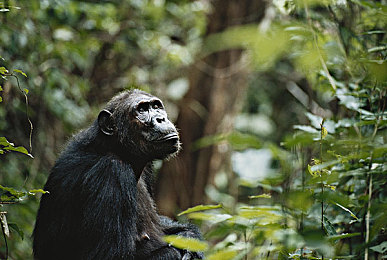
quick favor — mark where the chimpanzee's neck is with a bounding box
[82,121,152,181]
[127,156,151,180]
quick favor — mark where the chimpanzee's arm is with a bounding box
[159,216,204,259]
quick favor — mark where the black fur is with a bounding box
[33,90,203,260]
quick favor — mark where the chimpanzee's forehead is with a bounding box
[128,93,161,106]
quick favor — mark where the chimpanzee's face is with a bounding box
[129,93,180,158]
[98,90,180,160]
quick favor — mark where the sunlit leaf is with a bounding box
[208,249,238,260]
[29,189,49,195]
[248,194,271,199]
[14,69,27,77]
[178,204,222,216]
[163,235,208,252]
[4,145,34,158]
[187,212,232,223]
[0,67,9,75]
[0,185,27,202]
[321,126,328,139]
[335,203,358,220]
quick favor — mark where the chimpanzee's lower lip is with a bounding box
[155,133,179,142]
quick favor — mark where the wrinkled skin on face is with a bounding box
[98,90,181,161]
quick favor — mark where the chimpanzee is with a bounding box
[33,89,203,260]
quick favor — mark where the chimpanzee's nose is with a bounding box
[155,116,166,124]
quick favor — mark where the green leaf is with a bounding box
[368,46,387,53]
[0,67,9,75]
[248,194,271,199]
[13,69,27,77]
[163,235,208,252]
[370,241,387,254]
[4,145,34,158]
[0,85,3,91]
[335,203,358,220]
[0,136,11,146]
[323,216,337,236]
[24,88,29,94]
[208,249,238,260]
[29,189,49,195]
[8,223,24,240]
[0,96,2,103]
[187,212,232,223]
[308,164,318,177]
[328,232,361,242]
[321,126,328,139]
[178,204,222,216]
[293,125,319,134]
[310,160,340,173]
[0,185,27,202]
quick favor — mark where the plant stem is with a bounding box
[1,213,9,260]
[364,171,373,260]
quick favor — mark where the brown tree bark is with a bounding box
[155,0,266,216]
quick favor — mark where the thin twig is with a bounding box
[364,172,372,260]
[5,74,34,154]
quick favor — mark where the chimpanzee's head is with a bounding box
[97,89,180,161]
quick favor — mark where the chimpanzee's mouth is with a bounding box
[155,133,179,143]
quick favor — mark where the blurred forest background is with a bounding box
[0,0,386,259]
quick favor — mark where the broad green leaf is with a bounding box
[0,96,2,103]
[178,204,222,216]
[163,235,208,252]
[0,85,3,91]
[208,249,238,260]
[293,125,319,134]
[248,194,271,199]
[4,145,34,158]
[187,212,232,223]
[323,216,337,236]
[13,69,27,77]
[24,88,29,94]
[370,241,387,254]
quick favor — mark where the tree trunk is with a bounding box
[156,0,266,216]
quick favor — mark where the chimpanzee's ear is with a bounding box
[98,109,115,136]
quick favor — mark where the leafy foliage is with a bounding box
[176,0,386,259]
[0,0,386,259]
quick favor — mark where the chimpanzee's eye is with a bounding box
[152,100,163,110]
[137,102,149,113]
